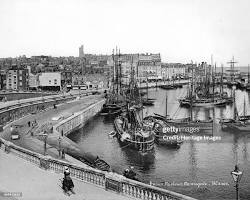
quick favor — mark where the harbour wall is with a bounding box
[54,99,106,137]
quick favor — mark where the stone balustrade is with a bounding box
[0,137,197,200]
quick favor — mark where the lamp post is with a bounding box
[58,137,62,157]
[38,133,48,156]
[231,165,243,200]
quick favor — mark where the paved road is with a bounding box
[0,94,104,165]
[0,149,132,200]
[0,89,104,110]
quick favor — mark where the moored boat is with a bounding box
[160,85,175,90]
[100,104,122,116]
[179,97,228,107]
[143,117,183,147]
[220,94,250,132]
[114,107,155,152]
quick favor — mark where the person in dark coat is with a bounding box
[62,166,74,192]
[123,166,137,180]
[62,176,74,192]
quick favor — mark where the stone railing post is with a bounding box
[39,156,50,170]
[4,141,11,153]
[105,172,124,193]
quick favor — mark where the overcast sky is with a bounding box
[0,0,250,65]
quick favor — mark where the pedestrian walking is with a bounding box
[62,149,65,159]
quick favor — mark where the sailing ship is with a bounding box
[114,105,155,153]
[101,49,143,115]
[141,76,156,106]
[100,49,125,116]
[179,62,232,107]
[219,93,250,132]
[145,94,213,135]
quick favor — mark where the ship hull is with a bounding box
[114,118,155,152]
[220,122,250,132]
[179,98,229,107]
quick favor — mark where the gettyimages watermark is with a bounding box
[162,135,222,142]
[160,125,223,143]
[162,126,201,134]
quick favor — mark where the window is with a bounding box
[54,79,57,85]
[49,80,51,84]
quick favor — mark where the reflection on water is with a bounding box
[68,87,250,200]
[189,141,198,180]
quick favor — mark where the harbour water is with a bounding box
[68,87,250,200]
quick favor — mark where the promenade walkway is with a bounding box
[0,94,104,164]
[0,150,132,200]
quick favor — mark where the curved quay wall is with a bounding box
[0,96,198,200]
[54,99,106,137]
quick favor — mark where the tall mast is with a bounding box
[248,64,250,84]
[227,56,237,83]
[190,66,194,122]
[165,94,168,117]
[119,49,122,95]
[210,55,213,98]
[146,64,149,101]
[233,89,238,120]
[220,64,224,94]
[112,49,115,93]
[115,47,119,99]
[212,63,215,101]
[243,96,246,118]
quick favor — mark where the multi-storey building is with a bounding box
[137,53,161,82]
[28,74,39,89]
[6,65,28,91]
[0,70,6,90]
[38,72,61,91]
[61,70,73,87]
[111,53,162,83]
[72,74,107,90]
[161,63,186,80]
